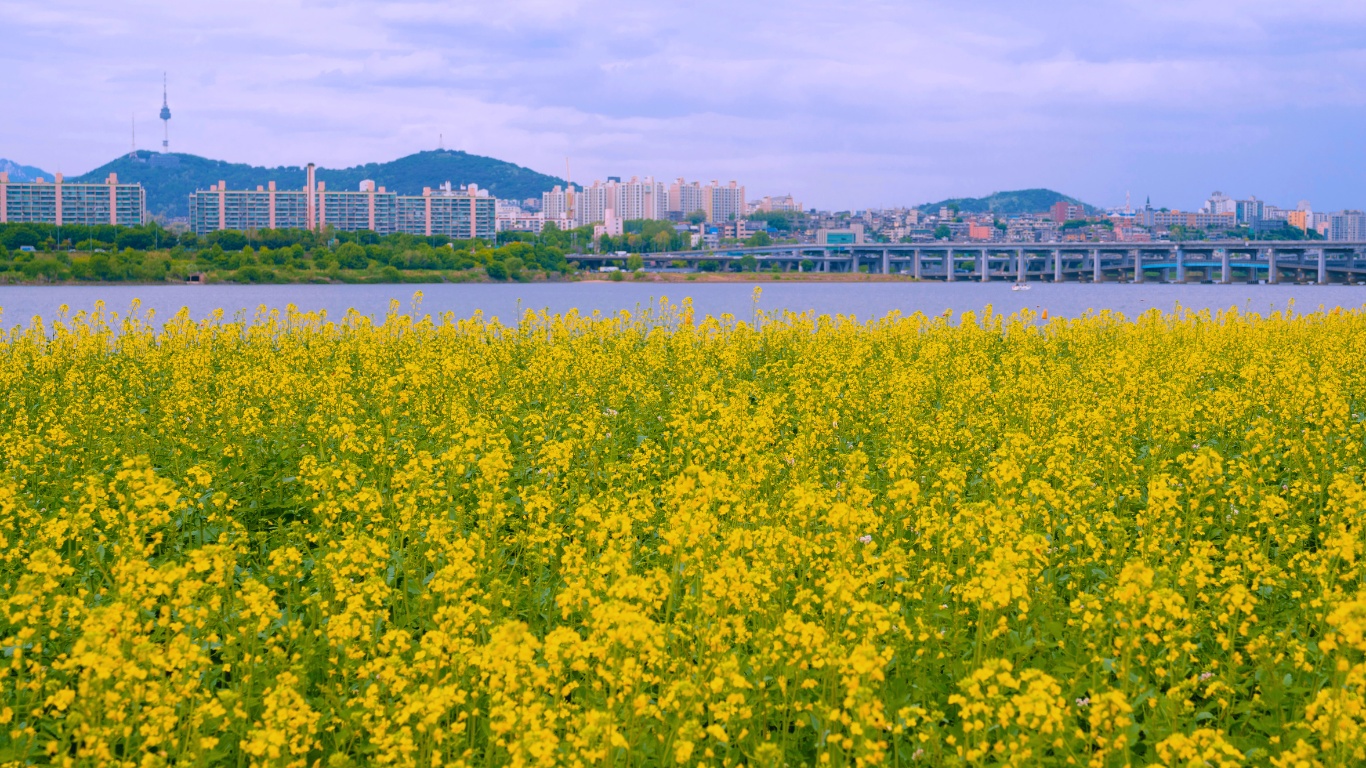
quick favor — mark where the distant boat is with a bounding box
[1011,283,1031,291]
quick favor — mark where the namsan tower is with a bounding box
[159,73,172,153]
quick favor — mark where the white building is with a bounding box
[704,180,746,224]
[668,179,705,218]
[1202,191,1236,216]
[1330,211,1366,242]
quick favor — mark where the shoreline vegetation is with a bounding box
[0,218,833,287]
[5,302,1366,764]
[0,268,925,287]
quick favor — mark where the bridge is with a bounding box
[576,241,1366,284]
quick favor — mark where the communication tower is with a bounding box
[159,73,172,153]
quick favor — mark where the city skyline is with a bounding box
[3,1,1366,212]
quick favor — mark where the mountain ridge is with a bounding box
[917,188,1096,216]
[0,158,54,183]
[70,150,566,220]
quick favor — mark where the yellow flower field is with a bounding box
[3,296,1366,767]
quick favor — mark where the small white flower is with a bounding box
[1199,671,1214,681]
[858,534,873,544]
[1075,697,1091,707]
[603,408,618,417]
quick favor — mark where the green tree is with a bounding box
[213,231,248,251]
[687,210,707,225]
[336,242,368,270]
[626,253,645,271]
[744,231,772,247]
[934,225,952,240]
[485,262,508,281]
[739,254,758,272]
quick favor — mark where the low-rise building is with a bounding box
[816,223,865,245]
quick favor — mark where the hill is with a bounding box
[917,189,1095,216]
[0,158,53,183]
[72,150,566,220]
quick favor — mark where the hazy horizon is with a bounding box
[3,0,1365,211]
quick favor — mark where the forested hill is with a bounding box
[72,150,566,220]
[917,189,1096,216]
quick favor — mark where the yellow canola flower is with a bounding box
[2,299,1366,765]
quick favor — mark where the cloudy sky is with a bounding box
[3,0,1365,210]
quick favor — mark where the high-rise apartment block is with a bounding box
[541,185,573,222]
[0,172,146,226]
[668,179,706,218]
[188,166,495,239]
[1330,211,1366,242]
[615,177,667,222]
[395,183,495,239]
[541,177,670,228]
[1235,198,1264,225]
[189,181,309,233]
[570,177,667,227]
[703,181,746,223]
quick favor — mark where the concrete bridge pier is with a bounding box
[1017,250,1026,284]
[946,254,955,282]
[882,249,890,275]
[912,250,922,280]
[1092,249,1103,283]
[1316,248,1327,284]
[1220,249,1231,284]
[1053,250,1062,282]
[1267,248,1278,284]
[1132,250,1143,284]
[1175,248,1186,283]
[981,252,990,282]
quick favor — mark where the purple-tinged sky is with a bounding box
[2,0,1365,211]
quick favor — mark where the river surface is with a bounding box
[2,282,1366,327]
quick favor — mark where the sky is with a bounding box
[2,0,1366,211]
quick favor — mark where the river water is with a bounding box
[2,282,1366,327]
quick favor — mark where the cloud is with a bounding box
[2,0,1365,209]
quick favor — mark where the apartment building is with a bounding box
[0,172,145,226]
[668,179,705,218]
[316,180,399,235]
[757,195,802,213]
[541,185,573,222]
[1049,201,1088,224]
[189,168,495,239]
[1330,211,1366,242]
[189,182,310,233]
[391,183,495,239]
[704,181,746,224]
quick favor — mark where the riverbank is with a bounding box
[0,270,920,287]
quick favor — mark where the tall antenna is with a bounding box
[129,114,137,159]
[159,72,172,153]
[439,133,444,150]
[565,157,575,226]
